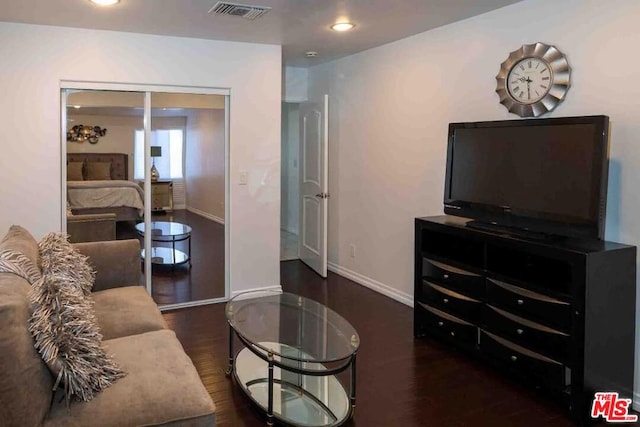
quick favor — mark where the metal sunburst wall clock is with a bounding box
[496,42,571,117]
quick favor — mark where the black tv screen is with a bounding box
[444,116,609,239]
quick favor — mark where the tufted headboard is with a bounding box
[67,153,128,180]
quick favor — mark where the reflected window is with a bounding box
[134,129,184,179]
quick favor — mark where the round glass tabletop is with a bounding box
[226,291,359,364]
[135,221,192,240]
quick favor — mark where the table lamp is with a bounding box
[150,146,162,182]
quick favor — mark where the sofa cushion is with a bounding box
[73,240,141,292]
[29,271,125,403]
[0,273,53,426]
[0,225,40,268]
[93,286,168,340]
[45,329,216,427]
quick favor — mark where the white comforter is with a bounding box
[67,180,144,213]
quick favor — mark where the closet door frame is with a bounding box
[60,81,231,307]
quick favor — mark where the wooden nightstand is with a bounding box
[151,180,173,212]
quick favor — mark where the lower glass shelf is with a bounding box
[141,247,189,265]
[234,343,350,427]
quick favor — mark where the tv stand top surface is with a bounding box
[416,215,632,253]
[465,220,564,242]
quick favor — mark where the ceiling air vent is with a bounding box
[208,1,271,20]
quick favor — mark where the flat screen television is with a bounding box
[444,115,610,240]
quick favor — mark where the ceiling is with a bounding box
[0,0,522,67]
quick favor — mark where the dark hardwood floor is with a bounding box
[162,260,601,427]
[117,209,225,304]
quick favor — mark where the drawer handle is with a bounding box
[510,355,518,362]
[443,274,449,279]
[517,299,524,305]
[443,298,449,304]
[438,321,444,327]
[516,329,524,335]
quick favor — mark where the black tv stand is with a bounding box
[414,215,636,423]
[465,220,564,242]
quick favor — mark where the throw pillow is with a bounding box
[86,162,111,180]
[38,232,94,295]
[29,272,125,404]
[0,249,41,284]
[67,162,84,181]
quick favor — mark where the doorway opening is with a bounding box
[281,95,329,277]
[280,102,300,261]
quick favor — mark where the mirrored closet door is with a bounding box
[62,86,229,308]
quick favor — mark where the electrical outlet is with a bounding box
[350,244,356,258]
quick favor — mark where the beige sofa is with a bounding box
[0,226,216,426]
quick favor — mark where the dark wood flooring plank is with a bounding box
[164,260,580,426]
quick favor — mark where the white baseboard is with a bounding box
[327,262,414,307]
[186,206,224,225]
[231,285,283,300]
[174,203,186,210]
[634,392,639,412]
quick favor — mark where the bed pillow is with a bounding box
[67,162,84,181]
[86,162,111,180]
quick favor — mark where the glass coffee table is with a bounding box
[135,221,192,267]
[226,291,359,427]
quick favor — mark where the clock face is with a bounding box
[506,58,552,105]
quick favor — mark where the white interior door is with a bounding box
[299,95,329,277]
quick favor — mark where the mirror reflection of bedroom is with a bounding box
[65,89,226,305]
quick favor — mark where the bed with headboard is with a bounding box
[66,153,144,222]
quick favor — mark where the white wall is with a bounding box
[283,66,308,102]
[307,0,640,401]
[281,103,300,234]
[185,108,225,222]
[67,114,142,179]
[0,22,281,295]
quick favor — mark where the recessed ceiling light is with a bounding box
[331,22,355,32]
[305,51,318,58]
[89,0,120,6]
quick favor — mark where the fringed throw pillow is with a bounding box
[38,232,94,295]
[29,232,125,404]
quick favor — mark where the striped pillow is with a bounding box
[0,249,41,284]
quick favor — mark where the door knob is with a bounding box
[315,192,330,199]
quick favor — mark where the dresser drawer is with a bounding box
[480,330,568,391]
[422,258,484,299]
[152,184,171,195]
[486,278,571,331]
[418,303,477,350]
[152,196,167,207]
[483,305,570,363]
[421,280,482,323]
